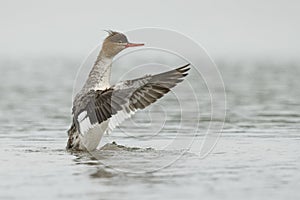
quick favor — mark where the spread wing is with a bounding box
[73,63,190,134]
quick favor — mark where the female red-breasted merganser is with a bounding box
[67,30,190,151]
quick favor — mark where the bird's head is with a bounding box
[101,30,144,58]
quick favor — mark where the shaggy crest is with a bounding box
[104,30,119,38]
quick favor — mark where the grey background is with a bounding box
[1,0,299,62]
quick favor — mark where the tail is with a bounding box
[66,122,82,151]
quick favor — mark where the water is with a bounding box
[0,58,299,200]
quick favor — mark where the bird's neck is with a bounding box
[83,51,113,91]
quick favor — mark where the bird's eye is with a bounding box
[118,40,122,43]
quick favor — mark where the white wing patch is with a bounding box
[77,111,96,134]
[78,104,137,137]
[107,105,136,133]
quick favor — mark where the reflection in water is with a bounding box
[71,141,192,178]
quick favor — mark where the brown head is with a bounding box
[100,30,144,58]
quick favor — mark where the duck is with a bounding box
[67,30,190,151]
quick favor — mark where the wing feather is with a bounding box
[72,63,190,135]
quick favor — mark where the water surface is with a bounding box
[0,59,299,200]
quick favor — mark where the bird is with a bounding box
[66,30,190,151]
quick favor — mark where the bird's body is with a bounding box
[67,31,190,151]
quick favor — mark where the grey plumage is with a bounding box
[67,64,190,150]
